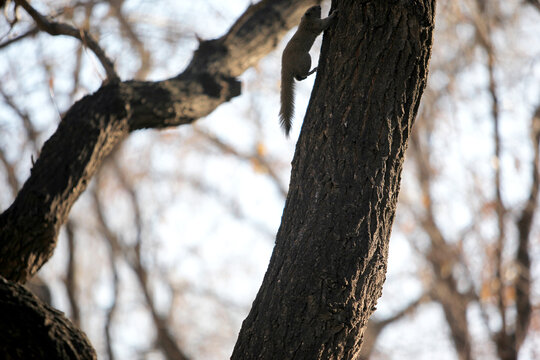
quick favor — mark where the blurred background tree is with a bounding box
[0,0,539,359]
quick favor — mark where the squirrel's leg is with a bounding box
[295,67,317,81]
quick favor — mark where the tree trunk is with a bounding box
[232,1,435,358]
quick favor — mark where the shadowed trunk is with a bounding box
[232,0,436,358]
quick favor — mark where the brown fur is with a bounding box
[279,6,337,136]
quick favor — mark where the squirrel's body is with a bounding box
[279,6,337,136]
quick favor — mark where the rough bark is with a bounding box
[232,0,435,359]
[0,276,96,360]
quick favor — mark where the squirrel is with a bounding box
[279,5,337,136]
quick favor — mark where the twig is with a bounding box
[94,157,191,360]
[0,148,19,196]
[408,128,474,360]
[194,127,288,198]
[92,172,120,360]
[525,0,540,13]
[0,86,40,154]
[0,26,39,49]
[471,0,508,342]
[108,0,151,79]
[14,0,119,83]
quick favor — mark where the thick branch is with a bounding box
[0,276,96,359]
[0,0,319,283]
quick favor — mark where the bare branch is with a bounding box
[108,0,152,79]
[195,127,288,198]
[68,2,93,101]
[472,3,510,352]
[524,0,540,12]
[0,148,19,196]
[0,87,40,153]
[93,158,191,360]
[0,26,38,49]
[513,104,540,348]
[103,247,119,360]
[408,129,474,360]
[0,0,317,283]
[180,173,275,238]
[13,0,119,83]
[359,293,430,360]
[116,161,190,360]
[91,172,121,360]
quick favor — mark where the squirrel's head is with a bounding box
[303,5,321,19]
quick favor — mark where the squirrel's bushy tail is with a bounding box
[279,71,295,136]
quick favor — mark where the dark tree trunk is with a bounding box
[232,1,435,359]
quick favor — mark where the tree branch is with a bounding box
[524,0,540,12]
[195,127,288,198]
[359,293,429,359]
[513,104,540,349]
[408,127,474,360]
[0,148,19,196]
[14,0,119,83]
[97,159,191,360]
[0,276,96,359]
[472,2,510,352]
[0,0,319,283]
[108,0,152,79]
[0,26,39,49]
[91,179,120,360]
[0,86,40,153]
